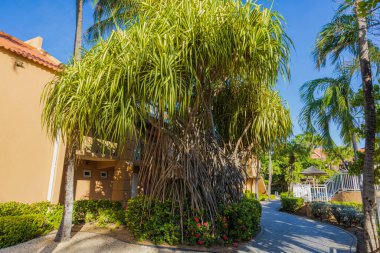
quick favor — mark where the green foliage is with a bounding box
[310,202,331,220]
[310,202,363,227]
[0,202,63,230]
[126,196,261,246]
[186,217,214,247]
[330,201,362,210]
[73,200,125,225]
[280,196,304,213]
[125,196,180,245]
[219,197,262,241]
[0,215,53,248]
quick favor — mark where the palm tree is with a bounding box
[299,70,360,159]
[86,0,140,42]
[314,1,379,250]
[43,0,291,229]
[53,0,84,242]
[354,0,379,250]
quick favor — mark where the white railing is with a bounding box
[293,172,361,202]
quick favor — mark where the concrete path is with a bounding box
[0,200,356,253]
[240,200,357,253]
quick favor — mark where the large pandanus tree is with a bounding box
[43,0,291,237]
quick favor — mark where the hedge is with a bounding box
[280,196,304,213]
[73,200,125,225]
[311,202,363,227]
[125,195,262,246]
[0,215,53,248]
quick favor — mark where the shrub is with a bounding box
[280,192,293,199]
[125,196,180,245]
[330,201,362,210]
[0,202,63,230]
[0,215,53,248]
[280,196,304,213]
[219,197,262,241]
[310,202,331,220]
[331,204,363,227]
[73,200,125,225]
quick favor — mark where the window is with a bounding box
[100,171,108,179]
[83,170,92,178]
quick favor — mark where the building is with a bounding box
[310,147,327,161]
[0,31,140,205]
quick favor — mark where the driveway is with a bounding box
[1,200,356,253]
[240,200,357,253]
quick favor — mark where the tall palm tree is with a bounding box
[53,0,84,242]
[314,1,379,250]
[354,0,379,250]
[43,0,291,227]
[299,70,360,159]
[86,0,140,42]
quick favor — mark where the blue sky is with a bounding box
[0,0,350,146]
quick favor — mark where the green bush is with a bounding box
[125,196,180,245]
[220,197,262,241]
[280,196,304,213]
[0,215,53,248]
[330,201,362,210]
[280,192,293,199]
[331,204,363,227]
[73,200,125,225]
[0,202,63,230]
[310,202,331,220]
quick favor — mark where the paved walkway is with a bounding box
[0,200,356,253]
[240,200,357,253]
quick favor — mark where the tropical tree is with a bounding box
[86,0,139,41]
[43,0,291,234]
[299,69,360,158]
[354,0,379,250]
[314,0,379,250]
[50,0,85,242]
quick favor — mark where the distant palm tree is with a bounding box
[54,0,84,242]
[299,70,360,159]
[86,0,139,42]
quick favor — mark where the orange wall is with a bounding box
[0,49,61,203]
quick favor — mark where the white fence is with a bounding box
[293,172,361,202]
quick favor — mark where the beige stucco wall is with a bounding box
[0,48,61,203]
[245,177,267,194]
[74,160,116,200]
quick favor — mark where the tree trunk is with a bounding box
[354,1,379,251]
[55,146,76,242]
[74,0,83,61]
[267,150,273,201]
[352,133,359,161]
[288,164,294,197]
[55,0,83,242]
[255,156,260,200]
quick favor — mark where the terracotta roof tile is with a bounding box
[0,31,62,71]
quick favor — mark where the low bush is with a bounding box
[310,202,331,220]
[219,197,261,241]
[280,196,304,213]
[330,201,362,210]
[126,195,261,246]
[331,204,363,227]
[73,200,125,225]
[0,215,53,248]
[0,202,63,230]
[309,202,363,227]
[280,192,293,199]
[125,196,180,245]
